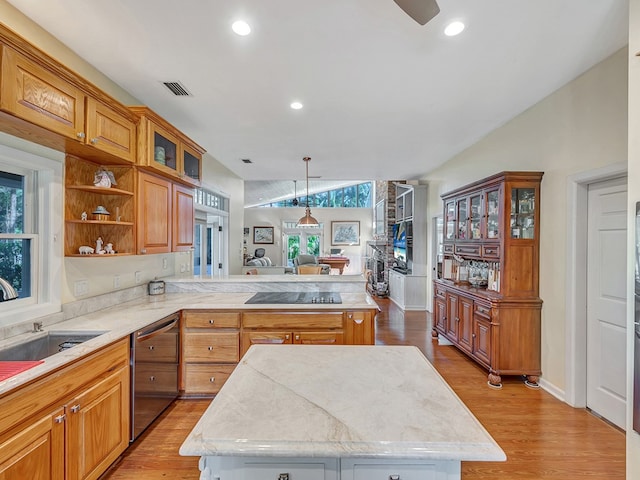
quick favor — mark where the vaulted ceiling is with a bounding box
[6,0,628,206]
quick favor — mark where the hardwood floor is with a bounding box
[101,298,625,480]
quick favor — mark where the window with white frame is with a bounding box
[0,139,62,326]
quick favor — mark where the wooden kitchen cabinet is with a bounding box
[0,407,65,480]
[181,311,240,396]
[0,44,136,165]
[137,170,195,254]
[130,106,204,187]
[0,338,130,480]
[433,171,543,387]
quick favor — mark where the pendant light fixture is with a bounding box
[297,157,319,227]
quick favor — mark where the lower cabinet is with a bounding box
[0,338,130,480]
[197,456,460,480]
[181,311,241,396]
[433,279,542,387]
[388,270,427,310]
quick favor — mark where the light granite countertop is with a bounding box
[0,290,377,396]
[179,345,506,462]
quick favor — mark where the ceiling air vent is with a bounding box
[162,81,191,96]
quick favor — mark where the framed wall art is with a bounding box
[253,226,274,244]
[331,221,360,246]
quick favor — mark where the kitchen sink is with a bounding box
[0,332,104,362]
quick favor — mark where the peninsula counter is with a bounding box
[180,345,506,479]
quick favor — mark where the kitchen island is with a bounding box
[180,345,506,479]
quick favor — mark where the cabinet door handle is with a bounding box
[295,335,300,341]
[148,345,154,350]
[209,319,215,324]
[149,376,156,382]
[76,132,85,139]
[54,414,66,424]
[70,404,80,413]
[209,377,215,383]
[472,333,476,338]
[208,346,213,351]
[90,137,99,145]
[285,334,290,340]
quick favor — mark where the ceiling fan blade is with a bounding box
[393,0,440,25]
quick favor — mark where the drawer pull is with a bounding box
[149,376,156,382]
[208,346,214,351]
[295,335,300,341]
[70,404,80,413]
[278,474,289,480]
[209,377,215,383]
[148,345,154,351]
[209,319,215,324]
[285,334,290,340]
[389,475,400,480]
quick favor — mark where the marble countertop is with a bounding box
[179,345,506,462]
[0,291,376,396]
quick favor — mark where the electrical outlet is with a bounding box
[180,263,186,273]
[135,271,142,284]
[74,280,89,297]
[162,258,168,269]
[113,275,121,289]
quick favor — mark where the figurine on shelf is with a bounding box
[93,167,117,188]
[105,243,115,254]
[96,237,105,254]
[79,246,94,255]
[81,211,87,221]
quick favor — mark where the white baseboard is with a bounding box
[539,377,566,403]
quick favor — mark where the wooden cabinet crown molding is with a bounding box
[0,22,136,122]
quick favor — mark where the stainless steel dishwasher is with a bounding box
[130,313,180,441]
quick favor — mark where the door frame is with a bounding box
[565,162,627,407]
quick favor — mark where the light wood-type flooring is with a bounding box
[101,297,625,480]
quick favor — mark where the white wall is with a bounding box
[420,48,628,395]
[628,0,640,475]
[243,207,373,274]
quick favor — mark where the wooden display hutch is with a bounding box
[64,156,135,256]
[433,171,543,388]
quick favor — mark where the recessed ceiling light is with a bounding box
[444,21,465,37]
[290,102,303,110]
[232,20,251,36]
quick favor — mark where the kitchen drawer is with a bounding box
[135,331,178,363]
[183,364,235,394]
[454,244,481,257]
[134,363,178,394]
[482,244,500,258]
[474,303,491,319]
[242,311,343,329]
[202,457,339,480]
[183,311,240,329]
[434,284,447,299]
[183,332,240,363]
[341,458,459,480]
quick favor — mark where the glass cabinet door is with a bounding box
[457,198,468,240]
[470,194,482,239]
[444,201,455,240]
[153,130,178,173]
[510,187,536,239]
[485,188,500,239]
[181,144,202,184]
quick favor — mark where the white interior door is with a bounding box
[586,176,627,429]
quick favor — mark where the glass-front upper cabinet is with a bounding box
[153,130,178,173]
[470,194,482,239]
[457,198,468,240]
[444,201,456,240]
[181,144,202,184]
[510,187,536,239]
[485,188,500,240]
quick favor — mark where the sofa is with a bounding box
[242,248,293,274]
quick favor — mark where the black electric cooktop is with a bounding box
[245,291,342,305]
